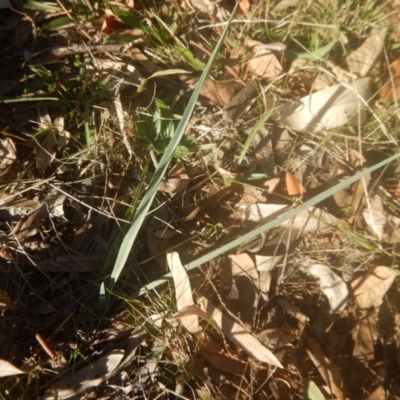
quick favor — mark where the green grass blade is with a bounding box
[130,151,400,298]
[104,4,239,302]
[237,111,273,165]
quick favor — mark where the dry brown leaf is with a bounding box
[158,176,190,194]
[198,297,283,367]
[247,204,338,234]
[380,58,400,103]
[238,0,250,14]
[167,252,199,333]
[200,78,242,106]
[352,313,377,360]
[286,171,306,196]
[268,77,373,133]
[346,29,387,77]
[42,350,124,400]
[363,195,387,242]
[301,262,349,313]
[351,266,400,309]
[171,300,282,367]
[227,253,259,321]
[246,39,284,79]
[223,80,258,121]
[307,337,345,400]
[332,148,370,222]
[12,203,47,240]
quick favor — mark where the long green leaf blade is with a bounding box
[131,151,400,298]
[104,4,239,299]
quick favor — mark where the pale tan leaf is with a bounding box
[0,138,16,177]
[255,255,283,272]
[246,40,284,79]
[268,77,373,133]
[167,252,199,333]
[238,0,250,14]
[158,176,190,194]
[188,0,215,14]
[169,303,282,367]
[351,266,400,309]
[0,359,28,377]
[198,297,283,367]
[247,204,338,234]
[346,29,387,77]
[307,337,345,400]
[302,262,349,313]
[363,195,386,241]
[229,253,257,278]
[42,350,124,400]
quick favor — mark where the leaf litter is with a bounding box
[2,1,400,399]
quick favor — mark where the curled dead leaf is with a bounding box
[301,262,349,313]
[346,29,387,77]
[167,252,199,333]
[351,266,400,309]
[268,77,373,133]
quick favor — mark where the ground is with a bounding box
[1,0,400,399]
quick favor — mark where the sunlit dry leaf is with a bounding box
[188,0,215,14]
[364,386,386,400]
[272,0,301,11]
[247,204,338,234]
[42,350,124,400]
[363,195,386,241]
[286,171,306,196]
[307,337,345,400]
[172,300,282,367]
[0,138,16,177]
[268,77,373,133]
[158,176,190,194]
[255,255,283,272]
[262,177,280,193]
[302,262,349,313]
[0,359,28,377]
[351,266,400,309]
[246,39,284,79]
[198,297,283,367]
[167,252,199,333]
[346,29,387,77]
[238,0,250,14]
